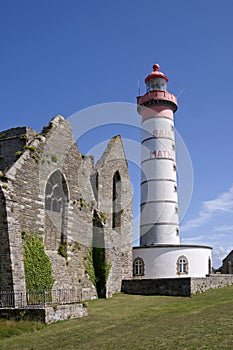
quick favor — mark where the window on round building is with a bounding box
[177,256,189,275]
[133,257,145,276]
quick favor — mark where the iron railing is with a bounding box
[0,289,82,308]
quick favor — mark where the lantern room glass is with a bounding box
[146,78,167,92]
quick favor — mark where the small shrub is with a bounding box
[21,230,27,239]
[89,200,96,209]
[15,150,24,158]
[31,154,40,163]
[93,211,107,225]
[0,172,7,182]
[19,311,26,318]
[0,132,7,139]
[20,134,28,142]
[99,211,107,224]
[35,134,43,141]
[79,197,86,209]
[24,145,36,152]
[51,154,58,163]
[58,242,68,259]
[72,241,82,252]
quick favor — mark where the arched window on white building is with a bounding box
[177,256,189,275]
[133,257,145,276]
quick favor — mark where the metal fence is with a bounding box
[0,289,82,308]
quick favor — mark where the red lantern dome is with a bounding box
[145,64,168,83]
[145,64,168,92]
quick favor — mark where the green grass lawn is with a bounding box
[1,286,233,349]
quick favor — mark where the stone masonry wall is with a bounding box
[0,185,27,305]
[0,303,88,323]
[190,275,233,294]
[122,275,233,297]
[0,189,13,291]
[0,127,37,172]
[122,278,191,296]
[95,136,133,297]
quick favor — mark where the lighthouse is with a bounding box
[138,64,179,246]
[133,63,212,279]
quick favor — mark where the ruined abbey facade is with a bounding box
[0,115,133,304]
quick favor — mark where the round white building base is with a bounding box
[133,245,212,279]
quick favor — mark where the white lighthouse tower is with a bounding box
[138,63,179,246]
[133,63,212,279]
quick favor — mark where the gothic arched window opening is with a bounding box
[45,170,68,213]
[112,171,121,230]
[45,170,69,249]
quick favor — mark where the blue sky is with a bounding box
[1,0,233,267]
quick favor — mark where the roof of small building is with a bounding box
[222,250,233,262]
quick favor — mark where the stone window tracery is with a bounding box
[44,170,69,249]
[45,170,68,213]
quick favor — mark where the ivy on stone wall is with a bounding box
[93,247,111,298]
[23,233,54,291]
[58,242,67,259]
[84,249,97,287]
[84,247,111,298]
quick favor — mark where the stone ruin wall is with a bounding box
[95,136,133,297]
[0,116,133,302]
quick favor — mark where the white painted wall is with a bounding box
[141,202,178,226]
[141,159,176,182]
[133,246,212,279]
[141,180,177,203]
[140,224,179,245]
[140,116,179,245]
